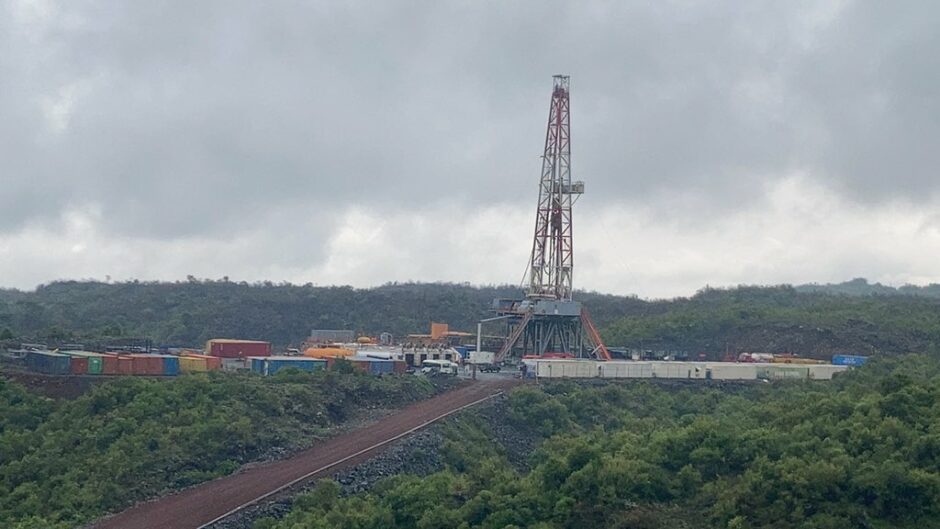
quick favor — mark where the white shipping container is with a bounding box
[469,351,496,365]
[536,360,601,378]
[706,363,758,381]
[651,362,707,379]
[599,361,653,378]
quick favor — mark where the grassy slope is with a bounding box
[0,370,434,529]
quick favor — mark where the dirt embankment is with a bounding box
[89,379,518,529]
[206,393,541,529]
[1,368,111,399]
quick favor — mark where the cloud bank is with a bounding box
[2,0,938,298]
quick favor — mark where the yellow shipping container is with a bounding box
[179,356,208,373]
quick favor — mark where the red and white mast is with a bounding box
[528,75,580,301]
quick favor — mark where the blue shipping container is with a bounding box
[26,351,71,375]
[265,357,326,376]
[156,355,180,376]
[832,354,868,366]
[368,359,395,375]
[249,357,266,374]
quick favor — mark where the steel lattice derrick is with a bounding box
[528,75,574,301]
[488,75,610,362]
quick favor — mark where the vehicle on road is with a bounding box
[421,359,458,376]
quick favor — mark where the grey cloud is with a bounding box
[1,0,938,241]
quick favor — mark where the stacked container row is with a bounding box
[60,351,104,375]
[534,360,850,382]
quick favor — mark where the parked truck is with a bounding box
[469,351,501,372]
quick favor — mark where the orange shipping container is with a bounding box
[184,353,222,370]
[116,356,134,375]
[130,355,163,375]
[100,355,119,375]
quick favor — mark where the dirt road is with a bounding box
[89,379,517,529]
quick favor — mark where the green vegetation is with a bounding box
[3,279,940,357]
[263,357,940,529]
[604,285,940,357]
[0,370,434,529]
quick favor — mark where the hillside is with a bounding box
[0,370,435,529]
[0,280,639,348]
[261,356,940,529]
[1,280,940,358]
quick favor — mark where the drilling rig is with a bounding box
[490,75,611,362]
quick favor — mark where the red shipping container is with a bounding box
[206,339,272,359]
[393,360,407,374]
[69,357,89,375]
[116,356,134,375]
[100,355,119,375]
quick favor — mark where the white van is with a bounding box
[420,359,458,376]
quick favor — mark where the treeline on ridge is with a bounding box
[1,279,940,357]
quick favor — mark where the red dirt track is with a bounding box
[89,379,518,529]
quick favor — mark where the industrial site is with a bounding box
[3,3,938,527]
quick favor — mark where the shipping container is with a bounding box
[469,351,496,365]
[129,354,163,376]
[63,351,105,375]
[116,356,134,375]
[651,362,707,379]
[263,356,327,376]
[69,356,89,375]
[179,356,207,373]
[598,361,653,378]
[99,354,119,375]
[154,355,179,376]
[756,364,809,380]
[347,358,371,373]
[705,363,758,381]
[832,354,868,366]
[535,360,601,379]
[26,351,71,375]
[248,356,267,374]
[204,354,222,370]
[366,358,395,375]
[205,339,272,359]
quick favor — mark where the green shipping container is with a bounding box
[63,351,104,375]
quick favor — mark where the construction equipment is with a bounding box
[491,75,610,362]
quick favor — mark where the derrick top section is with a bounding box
[552,74,569,96]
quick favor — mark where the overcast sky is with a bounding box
[2,0,939,298]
